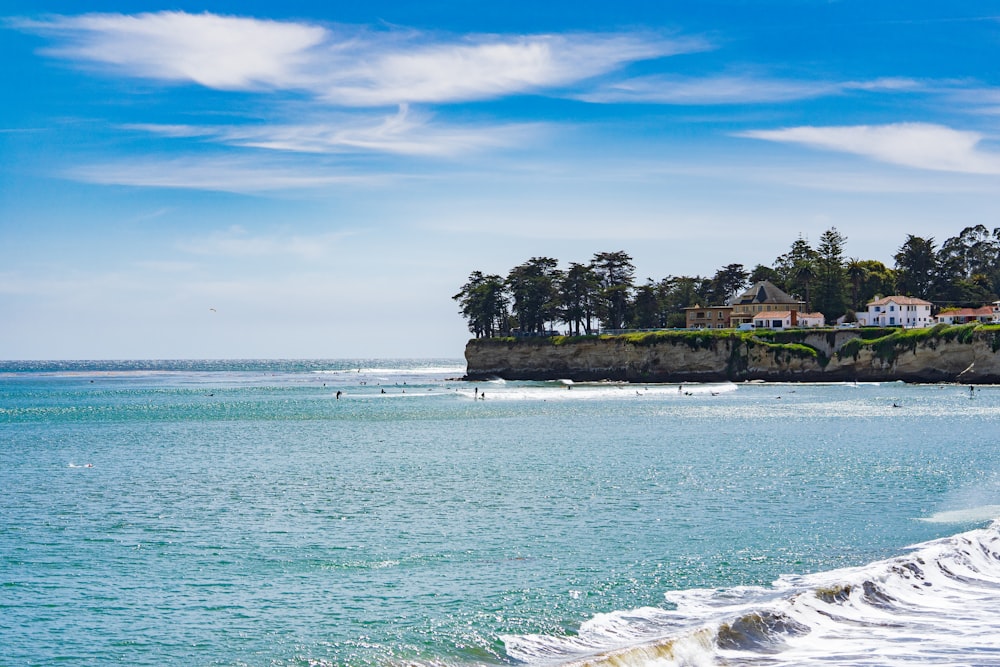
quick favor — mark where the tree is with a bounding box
[630,280,662,329]
[453,271,508,338]
[774,235,818,304]
[660,276,710,328]
[708,263,749,305]
[749,264,780,287]
[812,227,848,321]
[845,258,869,311]
[591,251,635,330]
[856,260,896,307]
[935,225,1000,304]
[506,257,561,334]
[894,235,937,299]
[558,262,600,335]
[792,261,815,311]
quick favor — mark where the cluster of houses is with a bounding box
[684,281,1000,331]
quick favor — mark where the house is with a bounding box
[752,311,797,330]
[684,304,732,329]
[935,305,995,325]
[729,281,805,328]
[796,311,826,328]
[857,296,933,328]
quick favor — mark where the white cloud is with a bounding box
[316,33,705,106]
[577,74,920,104]
[177,226,355,260]
[22,11,326,90]
[740,123,1000,174]
[129,105,541,156]
[17,12,697,105]
[65,156,390,192]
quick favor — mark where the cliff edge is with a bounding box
[464,325,1000,383]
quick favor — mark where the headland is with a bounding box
[464,324,1000,383]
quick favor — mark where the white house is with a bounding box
[752,311,797,330]
[797,311,826,328]
[858,296,933,328]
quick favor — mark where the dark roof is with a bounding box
[729,281,801,306]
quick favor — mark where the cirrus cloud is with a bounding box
[740,122,1000,175]
[13,11,702,105]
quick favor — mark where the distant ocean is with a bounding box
[3,359,1000,666]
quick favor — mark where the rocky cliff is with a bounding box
[464,326,1000,383]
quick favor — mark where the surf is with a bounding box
[502,520,1000,667]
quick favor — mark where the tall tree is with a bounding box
[630,280,663,329]
[894,235,937,299]
[660,276,710,328]
[453,271,508,338]
[845,258,869,311]
[709,263,749,304]
[591,251,635,330]
[558,262,600,335]
[812,227,848,320]
[774,235,818,304]
[506,257,561,334]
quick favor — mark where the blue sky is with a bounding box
[3,1,1000,359]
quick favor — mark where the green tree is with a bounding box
[845,258,868,311]
[558,262,600,335]
[774,235,817,305]
[506,257,561,334]
[708,263,749,305]
[660,276,710,328]
[749,264,781,287]
[812,227,848,321]
[894,235,937,299]
[630,280,662,329]
[591,251,635,330]
[856,260,896,307]
[453,271,508,338]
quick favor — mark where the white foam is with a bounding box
[502,522,1000,667]
[919,505,1000,524]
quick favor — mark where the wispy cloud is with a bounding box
[177,225,355,259]
[126,105,541,156]
[577,74,920,104]
[66,156,391,192]
[739,122,1000,174]
[15,11,699,105]
[19,11,326,90]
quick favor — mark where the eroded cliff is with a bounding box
[464,326,1000,383]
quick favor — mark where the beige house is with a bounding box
[684,304,732,329]
[729,281,805,327]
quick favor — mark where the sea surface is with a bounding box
[2,359,1000,666]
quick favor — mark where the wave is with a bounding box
[502,520,1000,666]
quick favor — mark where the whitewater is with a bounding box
[2,359,999,666]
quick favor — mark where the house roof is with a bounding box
[938,306,994,318]
[867,295,932,307]
[797,312,825,319]
[730,281,800,306]
[752,310,794,320]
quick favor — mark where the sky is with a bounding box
[2,1,1000,359]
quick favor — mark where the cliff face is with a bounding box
[464,328,1000,383]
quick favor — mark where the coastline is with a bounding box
[463,324,1000,384]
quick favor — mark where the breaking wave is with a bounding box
[503,520,1000,666]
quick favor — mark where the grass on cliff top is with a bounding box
[835,323,985,362]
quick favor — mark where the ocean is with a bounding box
[2,359,999,666]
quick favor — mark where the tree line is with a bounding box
[454,225,1000,337]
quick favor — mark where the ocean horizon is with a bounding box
[3,358,999,666]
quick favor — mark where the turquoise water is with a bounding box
[2,360,1000,666]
